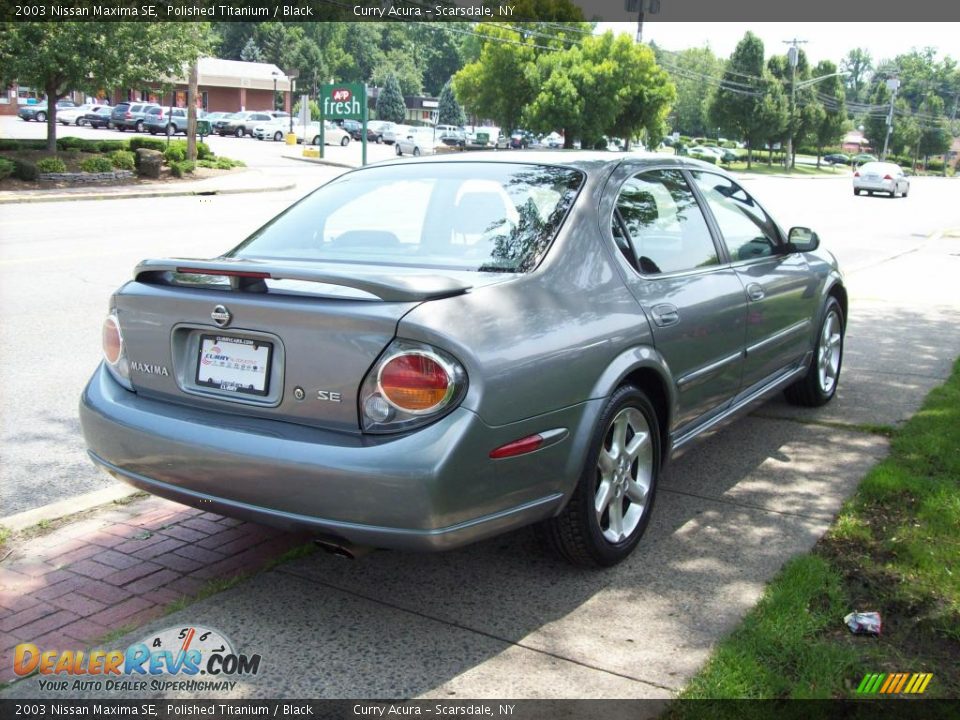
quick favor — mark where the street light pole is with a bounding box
[783,39,807,170]
[881,77,900,160]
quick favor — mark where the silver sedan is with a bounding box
[853,161,910,198]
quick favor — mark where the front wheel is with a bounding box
[36,112,47,122]
[340,136,349,146]
[166,124,175,137]
[785,297,844,407]
[413,147,421,157]
[853,188,860,196]
[311,136,320,146]
[134,120,144,132]
[376,135,383,144]
[539,386,660,567]
[396,144,402,156]
[274,131,284,142]
[235,127,244,138]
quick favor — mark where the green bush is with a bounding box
[36,156,67,173]
[56,137,86,151]
[0,157,15,180]
[96,139,130,153]
[163,144,186,163]
[110,150,136,171]
[80,156,114,173]
[197,159,218,169]
[0,139,47,151]
[215,156,244,169]
[129,137,169,153]
[170,160,196,178]
[10,158,38,181]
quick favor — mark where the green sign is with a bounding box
[320,82,365,120]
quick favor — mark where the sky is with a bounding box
[597,22,960,66]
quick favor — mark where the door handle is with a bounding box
[650,303,680,328]
[746,283,765,302]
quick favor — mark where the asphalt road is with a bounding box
[1,115,958,516]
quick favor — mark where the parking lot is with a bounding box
[1,113,959,698]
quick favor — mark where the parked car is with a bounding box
[80,154,846,567]
[366,121,393,144]
[543,131,564,149]
[853,161,910,198]
[382,124,411,145]
[395,127,445,156]
[18,99,76,122]
[510,129,535,149]
[84,106,114,129]
[340,119,380,143]
[143,106,191,136]
[253,117,292,142]
[294,121,350,147]
[851,153,878,166]
[202,112,230,126]
[823,153,850,165]
[111,102,160,132]
[435,125,467,147]
[217,111,274,138]
[58,104,104,126]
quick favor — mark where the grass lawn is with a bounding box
[724,160,849,177]
[675,357,960,701]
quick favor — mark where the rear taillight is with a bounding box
[125,112,132,118]
[854,171,860,177]
[102,315,123,365]
[883,174,893,180]
[359,341,467,433]
[102,312,132,389]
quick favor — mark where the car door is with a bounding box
[689,171,819,391]
[607,168,747,430]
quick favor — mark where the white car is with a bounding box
[253,117,293,142]
[853,161,910,198]
[295,121,350,147]
[395,127,444,157]
[58,104,104,126]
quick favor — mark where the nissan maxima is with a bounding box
[80,154,846,567]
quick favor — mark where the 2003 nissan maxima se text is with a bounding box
[80,153,847,567]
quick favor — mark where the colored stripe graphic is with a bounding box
[856,672,932,694]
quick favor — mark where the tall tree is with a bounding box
[708,32,769,167]
[657,45,722,137]
[239,38,263,63]
[437,80,466,126]
[841,48,872,103]
[0,22,212,151]
[811,60,847,166]
[376,74,406,124]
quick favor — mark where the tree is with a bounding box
[0,22,212,151]
[658,45,723,136]
[437,80,466,127]
[841,48,872,103]
[708,32,770,167]
[453,26,537,131]
[239,38,263,63]
[371,47,423,96]
[376,74,406,124]
[811,61,847,166]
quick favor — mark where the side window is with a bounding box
[613,169,718,275]
[690,172,782,262]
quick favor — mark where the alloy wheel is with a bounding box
[594,407,653,544]
[817,310,842,395]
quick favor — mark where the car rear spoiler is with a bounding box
[133,258,473,302]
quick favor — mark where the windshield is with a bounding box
[228,163,584,273]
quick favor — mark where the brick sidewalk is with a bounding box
[0,496,308,683]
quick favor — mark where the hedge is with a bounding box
[0,157,15,180]
[170,160,196,178]
[80,156,114,173]
[129,137,169,153]
[36,157,67,173]
[110,150,136,171]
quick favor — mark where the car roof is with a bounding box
[379,150,730,176]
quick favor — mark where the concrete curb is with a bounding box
[0,484,139,533]
[0,180,296,205]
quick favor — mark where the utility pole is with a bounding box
[186,60,198,162]
[783,38,807,170]
[626,0,660,43]
[881,77,900,160]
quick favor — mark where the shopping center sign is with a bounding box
[320,83,365,120]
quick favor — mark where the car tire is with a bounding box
[149,129,156,135]
[134,120,144,132]
[396,144,403,156]
[376,135,383,144]
[539,385,660,567]
[784,296,844,407]
[340,136,349,146]
[235,128,244,138]
[36,112,46,122]
[853,189,860,196]
[274,131,283,142]
[166,124,176,136]
[902,187,909,198]
[116,125,125,132]
[867,190,873,196]
[413,147,421,157]
[311,136,320,146]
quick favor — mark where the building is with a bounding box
[841,130,872,154]
[2,58,293,117]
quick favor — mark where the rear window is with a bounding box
[146,107,161,116]
[228,163,584,273]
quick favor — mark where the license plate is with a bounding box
[196,335,272,396]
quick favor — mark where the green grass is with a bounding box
[723,160,847,177]
[676,357,960,701]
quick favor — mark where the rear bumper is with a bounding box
[80,364,596,551]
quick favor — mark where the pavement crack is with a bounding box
[659,486,833,522]
[273,566,679,695]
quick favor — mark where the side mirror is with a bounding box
[788,226,819,253]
